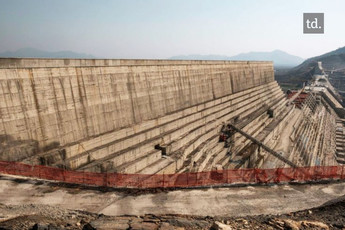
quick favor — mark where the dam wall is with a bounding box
[0,58,275,172]
[0,59,273,148]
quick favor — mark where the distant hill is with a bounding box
[229,50,304,67]
[277,46,345,89]
[292,46,345,73]
[170,50,304,67]
[170,54,230,61]
[0,48,95,59]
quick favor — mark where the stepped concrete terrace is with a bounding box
[0,58,341,174]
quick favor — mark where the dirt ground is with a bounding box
[1,174,345,229]
[1,198,345,230]
[3,174,345,218]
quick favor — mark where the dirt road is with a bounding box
[1,174,345,217]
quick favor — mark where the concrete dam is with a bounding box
[0,58,342,174]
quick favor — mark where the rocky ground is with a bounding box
[0,196,345,230]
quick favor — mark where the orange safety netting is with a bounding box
[0,161,345,188]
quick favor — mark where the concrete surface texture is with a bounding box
[0,175,345,217]
[0,58,277,172]
[0,58,341,175]
[0,58,272,148]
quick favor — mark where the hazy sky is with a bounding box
[0,0,344,59]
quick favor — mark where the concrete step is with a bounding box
[231,92,287,146]
[130,84,284,174]
[66,82,281,171]
[37,80,277,168]
[137,157,176,174]
[249,106,296,168]
[336,151,345,158]
[337,159,345,164]
[191,139,224,172]
[225,99,293,169]
[257,104,294,142]
[202,91,287,171]
[209,148,228,170]
[170,127,219,173]
[173,88,280,172]
[165,84,283,155]
[221,113,274,169]
[178,133,220,172]
[230,94,286,156]
[289,101,338,167]
[337,147,345,152]
[109,149,162,174]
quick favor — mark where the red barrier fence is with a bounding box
[0,161,345,188]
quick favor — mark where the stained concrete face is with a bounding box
[0,58,338,174]
[0,58,274,171]
[0,59,273,149]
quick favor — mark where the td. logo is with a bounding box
[303,13,324,34]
